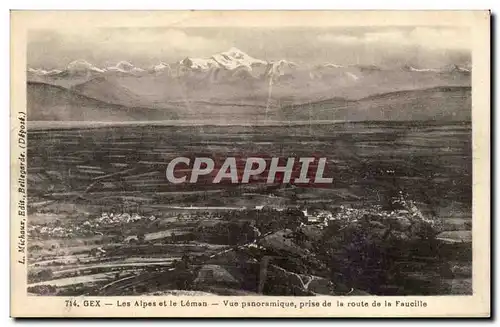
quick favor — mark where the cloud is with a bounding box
[28,27,470,69]
[29,28,230,66]
[406,27,470,50]
[317,34,359,44]
[317,27,470,51]
[95,29,222,53]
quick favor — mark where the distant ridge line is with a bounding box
[358,85,471,101]
[282,85,472,110]
[27,81,162,112]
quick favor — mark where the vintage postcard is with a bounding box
[10,10,490,318]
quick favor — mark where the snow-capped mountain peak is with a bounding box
[151,62,171,73]
[271,60,298,68]
[107,61,145,74]
[211,47,267,70]
[318,63,344,69]
[27,68,63,76]
[67,59,105,73]
[114,61,135,71]
[266,60,299,79]
[179,48,268,73]
[180,57,219,71]
[445,64,471,73]
[28,67,41,74]
[402,65,439,73]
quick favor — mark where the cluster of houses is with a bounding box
[96,212,157,225]
[301,208,335,226]
[28,223,101,239]
[29,212,158,239]
[28,206,345,240]
[28,225,75,239]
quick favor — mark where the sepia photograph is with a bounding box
[10,10,490,317]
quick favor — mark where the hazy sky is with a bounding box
[28,26,471,69]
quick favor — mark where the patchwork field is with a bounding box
[26,122,472,296]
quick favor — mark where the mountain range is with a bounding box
[28,47,470,81]
[26,48,471,123]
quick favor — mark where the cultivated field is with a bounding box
[26,122,472,296]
